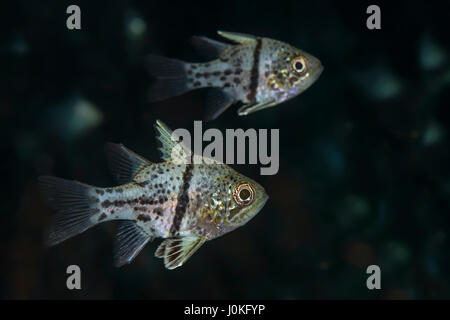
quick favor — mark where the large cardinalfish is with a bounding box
[147,31,323,120]
[39,120,268,269]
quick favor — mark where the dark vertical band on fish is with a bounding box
[247,38,262,103]
[170,164,194,235]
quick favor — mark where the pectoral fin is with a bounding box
[238,100,277,116]
[217,31,257,44]
[155,236,206,269]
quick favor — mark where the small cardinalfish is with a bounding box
[39,120,268,269]
[147,31,323,120]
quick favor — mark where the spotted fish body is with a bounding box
[147,31,323,120]
[39,120,268,269]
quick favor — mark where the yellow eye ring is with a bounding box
[291,56,307,76]
[232,183,255,206]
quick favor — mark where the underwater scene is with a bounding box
[2,1,450,300]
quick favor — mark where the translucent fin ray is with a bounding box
[154,120,189,162]
[237,99,277,116]
[114,221,153,267]
[204,88,235,121]
[104,143,151,184]
[190,36,229,60]
[217,31,257,44]
[38,176,101,246]
[146,55,189,102]
[155,236,206,270]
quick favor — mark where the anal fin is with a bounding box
[155,236,206,270]
[204,88,235,121]
[115,221,154,267]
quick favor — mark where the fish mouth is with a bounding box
[228,193,268,228]
[310,63,324,81]
[297,64,323,92]
[255,193,269,213]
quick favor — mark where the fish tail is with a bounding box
[146,54,191,102]
[38,176,103,246]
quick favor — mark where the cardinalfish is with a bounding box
[147,31,323,120]
[39,120,268,269]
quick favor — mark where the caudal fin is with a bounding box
[38,176,102,246]
[146,55,190,102]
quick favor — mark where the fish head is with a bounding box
[221,173,269,229]
[286,49,323,94]
[262,42,323,104]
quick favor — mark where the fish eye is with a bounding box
[240,188,251,200]
[233,183,255,206]
[291,56,307,76]
[294,61,304,71]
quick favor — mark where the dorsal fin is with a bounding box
[190,36,230,60]
[114,221,153,267]
[104,143,151,184]
[217,31,257,44]
[154,119,190,163]
[154,236,206,270]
